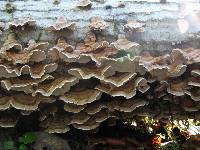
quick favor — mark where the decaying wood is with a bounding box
[0,0,199,134]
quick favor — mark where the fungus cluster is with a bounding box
[48,17,76,31]
[0,16,199,133]
[77,0,92,9]
[8,17,36,30]
[89,17,109,31]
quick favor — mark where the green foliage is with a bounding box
[19,132,37,145]
[2,132,37,150]
[19,144,27,150]
[3,137,15,150]
[160,143,180,150]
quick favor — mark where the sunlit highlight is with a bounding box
[177,19,189,33]
[178,0,200,33]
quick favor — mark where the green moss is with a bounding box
[5,2,15,14]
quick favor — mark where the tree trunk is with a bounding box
[1,0,200,51]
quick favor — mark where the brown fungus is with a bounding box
[110,35,140,57]
[84,101,107,115]
[0,112,19,127]
[0,93,51,111]
[5,49,46,65]
[68,64,113,80]
[191,69,200,77]
[53,0,60,5]
[60,88,102,105]
[24,40,49,51]
[89,17,109,31]
[41,115,71,133]
[77,0,92,9]
[75,32,109,54]
[0,33,22,53]
[167,80,188,96]
[8,17,36,29]
[55,38,74,53]
[34,75,78,96]
[110,35,140,52]
[96,77,149,98]
[16,63,58,79]
[48,16,75,31]
[0,63,55,79]
[64,103,87,113]
[1,74,54,94]
[139,49,188,80]
[71,112,90,124]
[72,118,100,131]
[102,72,137,87]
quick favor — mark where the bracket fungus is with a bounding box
[191,69,200,77]
[113,98,149,113]
[84,101,107,115]
[89,17,109,31]
[48,39,75,62]
[96,77,149,99]
[110,35,140,52]
[109,35,141,58]
[0,34,22,53]
[71,112,90,124]
[76,32,109,53]
[25,40,49,51]
[48,16,76,31]
[33,75,78,97]
[11,63,58,79]
[77,0,92,9]
[1,74,54,94]
[55,38,74,53]
[0,112,19,128]
[53,0,60,5]
[8,17,36,29]
[40,114,71,133]
[64,103,86,113]
[0,93,51,111]
[5,49,46,65]
[0,38,48,64]
[68,64,114,80]
[60,88,102,105]
[139,49,193,80]
[102,72,137,87]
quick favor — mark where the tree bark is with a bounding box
[1,0,200,51]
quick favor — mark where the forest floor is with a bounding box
[0,119,200,150]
